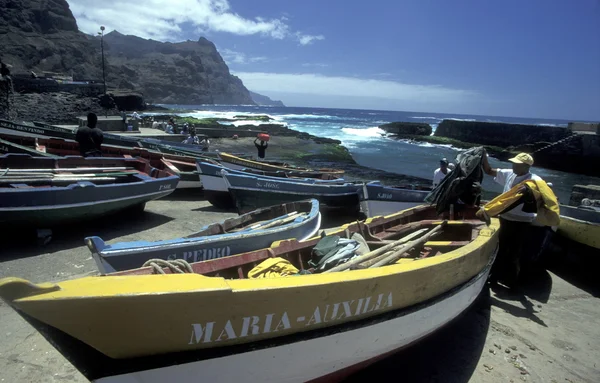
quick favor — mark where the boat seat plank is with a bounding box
[8,183,34,188]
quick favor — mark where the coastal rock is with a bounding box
[434,120,570,147]
[379,121,432,136]
[433,119,600,176]
[109,91,145,111]
[249,91,285,107]
[0,0,255,106]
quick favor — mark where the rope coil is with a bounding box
[142,258,194,274]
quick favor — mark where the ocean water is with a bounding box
[161,105,599,202]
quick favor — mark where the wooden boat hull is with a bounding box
[0,154,179,227]
[0,205,499,381]
[557,205,600,249]
[222,170,361,214]
[197,160,345,209]
[360,182,431,218]
[86,199,322,274]
[218,152,345,176]
[15,256,493,383]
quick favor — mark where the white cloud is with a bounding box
[67,0,323,44]
[220,49,268,65]
[301,63,329,68]
[296,33,325,45]
[233,72,476,103]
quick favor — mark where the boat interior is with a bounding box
[182,199,315,238]
[0,154,174,188]
[0,133,198,175]
[112,205,486,279]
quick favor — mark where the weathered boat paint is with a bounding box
[360,181,432,218]
[87,199,322,273]
[0,154,179,227]
[557,204,600,249]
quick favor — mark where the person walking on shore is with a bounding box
[482,151,543,287]
[254,138,268,160]
[75,113,104,157]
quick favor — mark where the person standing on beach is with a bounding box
[254,138,268,160]
[481,151,544,287]
[432,158,450,187]
[75,112,104,157]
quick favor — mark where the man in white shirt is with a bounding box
[432,158,450,188]
[482,152,542,288]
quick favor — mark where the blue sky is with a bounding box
[70,0,600,120]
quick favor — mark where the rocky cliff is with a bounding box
[0,0,255,105]
[249,91,285,107]
[101,32,254,105]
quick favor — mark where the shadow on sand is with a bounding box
[160,188,206,202]
[489,268,553,327]
[543,235,600,298]
[345,289,491,383]
[0,209,174,261]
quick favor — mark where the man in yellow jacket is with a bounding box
[482,151,554,288]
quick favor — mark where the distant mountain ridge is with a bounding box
[249,91,285,107]
[0,0,255,105]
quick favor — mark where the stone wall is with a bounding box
[11,76,104,96]
[569,122,600,135]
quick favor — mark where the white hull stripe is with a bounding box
[231,186,358,197]
[0,190,174,211]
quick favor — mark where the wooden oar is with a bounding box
[256,212,306,230]
[368,222,446,268]
[324,228,429,273]
[0,167,134,173]
[228,211,300,233]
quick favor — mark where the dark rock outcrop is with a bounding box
[434,120,570,147]
[0,0,255,106]
[109,91,145,111]
[379,121,432,136]
[433,119,600,176]
[249,91,285,107]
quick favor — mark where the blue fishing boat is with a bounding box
[86,199,322,274]
[360,181,432,217]
[222,170,362,214]
[0,154,179,228]
[197,160,346,208]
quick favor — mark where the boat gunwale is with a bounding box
[88,199,322,255]
[7,218,498,301]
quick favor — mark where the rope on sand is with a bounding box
[142,259,194,274]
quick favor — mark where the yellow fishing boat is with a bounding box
[0,205,498,383]
[218,151,345,176]
[557,204,600,249]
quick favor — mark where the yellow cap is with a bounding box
[508,153,534,166]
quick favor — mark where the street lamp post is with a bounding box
[98,26,106,94]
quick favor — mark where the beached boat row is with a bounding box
[0,204,500,383]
